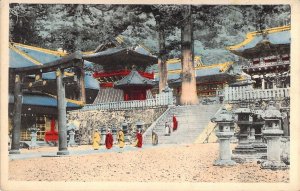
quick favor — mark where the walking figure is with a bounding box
[152,130,158,146]
[105,128,113,149]
[135,129,143,148]
[92,129,100,150]
[117,129,125,148]
[173,115,178,131]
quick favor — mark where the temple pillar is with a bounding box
[261,78,265,90]
[10,75,22,154]
[56,68,69,155]
[76,66,86,103]
[273,81,277,89]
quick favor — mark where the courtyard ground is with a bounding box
[8,143,289,183]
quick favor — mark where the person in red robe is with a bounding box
[105,129,113,149]
[173,115,178,131]
[136,129,143,148]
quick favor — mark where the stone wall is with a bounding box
[67,107,168,144]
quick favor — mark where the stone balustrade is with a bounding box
[224,87,289,102]
[82,91,174,111]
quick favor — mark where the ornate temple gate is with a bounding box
[9,52,85,155]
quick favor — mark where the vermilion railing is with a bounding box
[93,70,154,79]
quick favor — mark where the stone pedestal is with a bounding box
[68,130,77,147]
[211,108,236,166]
[100,127,106,145]
[214,132,236,166]
[252,122,267,155]
[252,104,267,155]
[232,122,257,161]
[232,106,256,162]
[261,129,287,169]
[260,101,288,170]
[29,131,39,148]
[122,122,130,143]
[112,127,117,144]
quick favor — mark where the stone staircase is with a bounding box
[143,104,222,144]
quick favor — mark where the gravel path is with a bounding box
[9,143,289,182]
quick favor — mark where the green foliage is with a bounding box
[9,4,290,63]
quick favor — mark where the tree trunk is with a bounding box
[180,6,198,105]
[157,20,168,92]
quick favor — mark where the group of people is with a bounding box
[92,128,143,150]
[165,115,178,136]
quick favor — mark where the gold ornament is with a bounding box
[56,69,62,77]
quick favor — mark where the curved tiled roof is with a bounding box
[9,43,99,90]
[154,59,233,81]
[226,25,290,58]
[84,74,100,90]
[9,48,37,68]
[114,68,155,88]
[82,47,157,67]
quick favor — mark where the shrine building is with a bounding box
[8,43,100,141]
[153,56,237,103]
[83,44,158,104]
[226,25,290,90]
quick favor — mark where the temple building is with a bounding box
[225,25,290,136]
[8,43,100,141]
[153,56,237,103]
[226,25,290,90]
[83,45,157,103]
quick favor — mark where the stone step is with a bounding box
[144,104,221,144]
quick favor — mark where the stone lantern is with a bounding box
[112,126,117,144]
[261,101,288,169]
[232,102,256,161]
[211,108,236,166]
[100,127,106,145]
[136,121,144,133]
[67,121,77,147]
[121,118,130,143]
[27,127,39,148]
[252,101,267,155]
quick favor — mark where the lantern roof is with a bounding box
[234,107,252,114]
[114,67,155,89]
[211,108,235,122]
[263,102,282,119]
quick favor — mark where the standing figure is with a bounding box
[165,122,170,136]
[105,128,114,149]
[136,129,143,148]
[173,115,178,131]
[152,130,158,146]
[117,129,125,148]
[92,129,100,150]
